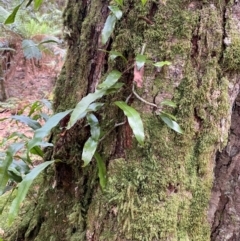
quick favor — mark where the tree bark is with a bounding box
[6,0,240,240]
[0,59,7,101]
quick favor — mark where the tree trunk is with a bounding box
[7,0,240,240]
[0,59,7,101]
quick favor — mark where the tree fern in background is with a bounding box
[0,1,65,64]
[0,1,64,39]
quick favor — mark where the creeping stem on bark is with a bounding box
[99,121,126,142]
[132,84,158,108]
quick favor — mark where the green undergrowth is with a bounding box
[0,174,43,241]
[0,190,17,236]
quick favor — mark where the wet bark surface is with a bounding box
[208,2,240,240]
[210,93,240,241]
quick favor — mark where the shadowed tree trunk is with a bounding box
[0,60,6,101]
[6,0,240,240]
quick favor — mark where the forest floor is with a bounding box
[0,46,64,145]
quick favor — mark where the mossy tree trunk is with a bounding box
[7,1,240,240]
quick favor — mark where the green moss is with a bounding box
[54,0,105,112]
[87,132,209,240]
[223,37,240,71]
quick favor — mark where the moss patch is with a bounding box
[223,36,240,71]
